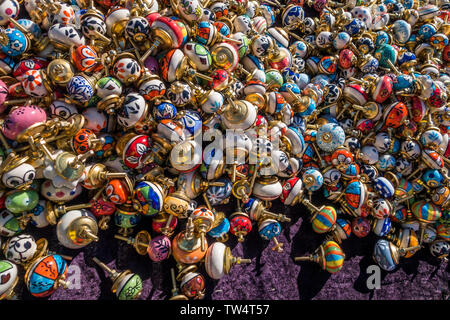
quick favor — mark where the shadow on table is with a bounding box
[289,202,332,300]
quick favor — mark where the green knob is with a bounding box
[117,273,143,300]
[5,190,39,214]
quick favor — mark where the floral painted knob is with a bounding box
[92,257,142,300]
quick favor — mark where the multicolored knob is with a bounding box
[114,203,141,236]
[190,206,215,251]
[258,218,284,252]
[0,260,18,300]
[179,270,205,300]
[133,181,165,216]
[229,208,252,242]
[310,205,337,234]
[0,209,22,237]
[25,254,68,298]
[328,218,352,244]
[294,240,345,274]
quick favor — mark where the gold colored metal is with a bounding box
[114,230,151,255]
[46,59,75,86]
[92,257,136,297]
[169,268,188,300]
[223,246,251,274]
[66,216,99,245]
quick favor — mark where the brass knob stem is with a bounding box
[294,255,313,262]
[300,198,320,215]
[161,214,174,235]
[185,217,195,240]
[139,39,160,63]
[61,203,93,213]
[76,150,94,163]
[170,268,179,296]
[114,234,133,245]
[272,238,284,252]
[200,232,206,252]
[264,210,291,223]
[92,30,111,44]
[80,226,99,241]
[222,36,242,44]
[92,257,113,274]
[55,278,70,289]
[233,257,251,264]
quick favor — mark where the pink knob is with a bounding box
[2,105,47,140]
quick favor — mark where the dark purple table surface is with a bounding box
[13,199,449,300]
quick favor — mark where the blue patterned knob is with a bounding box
[67,75,95,104]
[258,219,281,241]
[1,28,29,57]
[316,123,346,152]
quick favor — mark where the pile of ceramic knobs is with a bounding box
[0,0,448,300]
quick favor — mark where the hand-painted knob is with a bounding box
[92,257,142,300]
[316,123,346,152]
[171,230,207,264]
[125,16,150,43]
[117,93,147,128]
[302,168,323,192]
[208,212,230,242]
[372,217,392,237]
[148,235,172,262]
[180,271,205,299]
[352,217,371,238]
[205,177,233,206]
[3,234,37,265]
[0,260,18,300]
[311,206,337,234]
[2,105,47,141]
[183,41,212,72]
[2,162,36,189]
[25,254,68,298]
[280,177,303,206]
[133,181,164,216]
[121,134,151,169]
[66,75,95,104]
[229,210,252,242]
[429,240,450,259]
[1,28,29,57]
[294,240,345,274]
[114,205,141,236]
[331,218,352,243]
[5,189,38,214]
[71,45,102,73]
[48,23,85,49]
[112,54,142,85]
[381,101,408,130]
